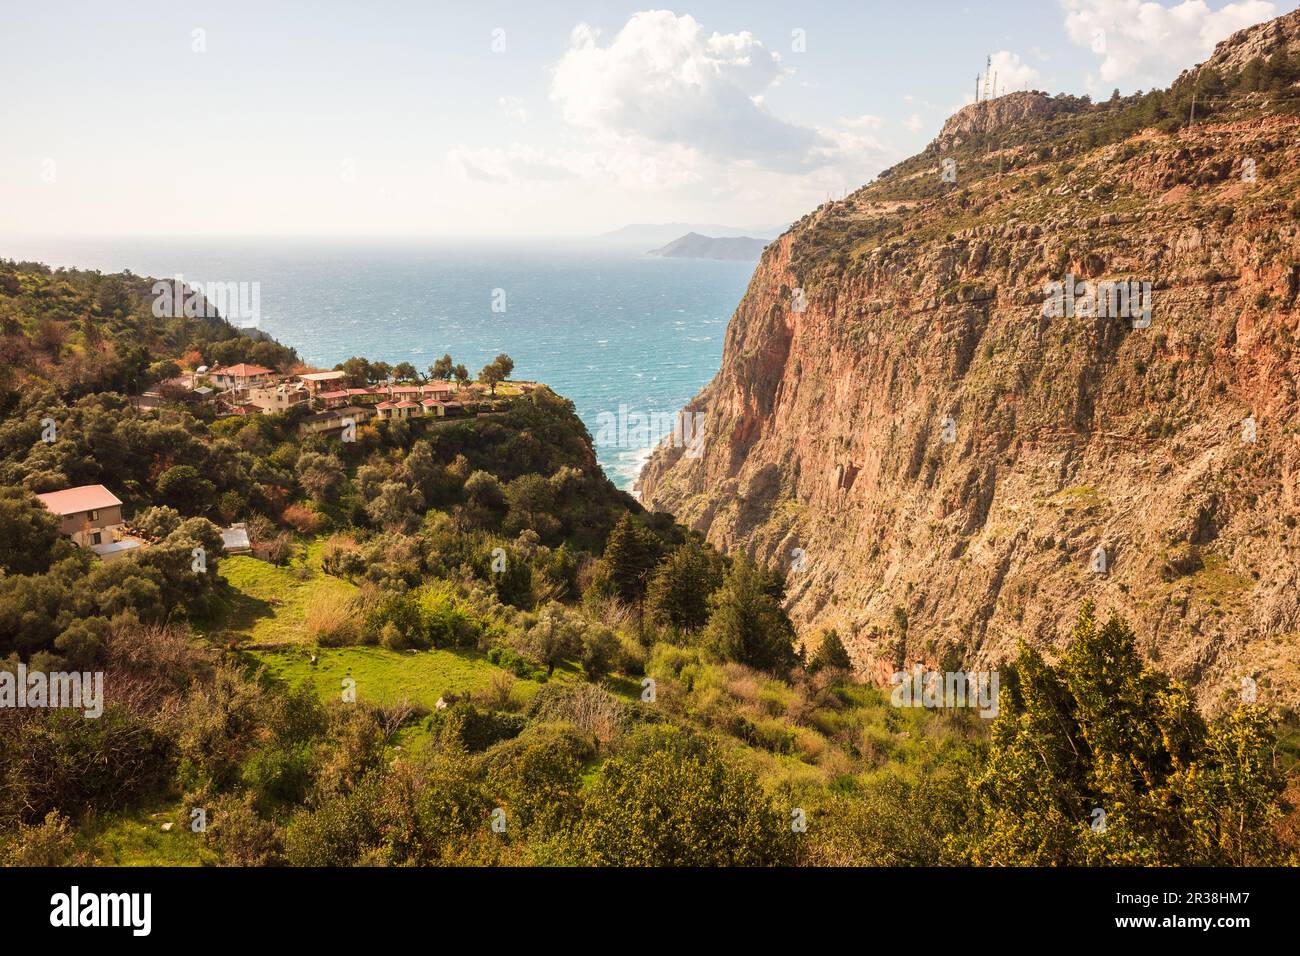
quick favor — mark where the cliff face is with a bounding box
[639,13,1300,710]
[1189,6,1300,78]
[933,91,1070,150]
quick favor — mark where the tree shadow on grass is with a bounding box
[192,582,276,643]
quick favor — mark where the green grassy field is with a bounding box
[206,541,358,646]
[207,536,607,717]
[75,801,207,866]
[252,644,550,710]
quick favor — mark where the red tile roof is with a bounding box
[212,363,272,377]
[35,484,122,515]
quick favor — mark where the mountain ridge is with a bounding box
[638,8,1300,711]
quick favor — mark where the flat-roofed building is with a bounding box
[298,370,348,395]
[248,381,310,412]
[298,404,375,436]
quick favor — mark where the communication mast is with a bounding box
[982,55,992,101]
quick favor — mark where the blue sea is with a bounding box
[2,238,755,490]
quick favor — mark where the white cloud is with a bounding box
[549,10,820,173]
[1060,0,1276,93]
[905,113,924,133]
[988,50,1042,93]
[446,9,902,227]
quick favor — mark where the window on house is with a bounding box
[91,532,102,545]
[89,509,99,521]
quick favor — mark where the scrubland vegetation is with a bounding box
[1,239,1297,867]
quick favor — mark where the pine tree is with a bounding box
[809,628,852,673]
[602,514,663,639]
[702,554,798,674]
[974,603,1288,865]
[646,537,723,632]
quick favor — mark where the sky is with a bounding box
[0,0,1292,238]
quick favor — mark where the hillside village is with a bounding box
[39,354,526,564]
[135,360,521,430]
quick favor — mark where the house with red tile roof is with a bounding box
[209,363,274,390]
[315,389,351,408]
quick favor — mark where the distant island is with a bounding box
[599,222,784,246]
[647,232,769,261]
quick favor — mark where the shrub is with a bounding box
[282,503,322,534]
[263,532,294,565]
[204,792,285,866]
[304,592,362,647]
[133,505,183,539]
[579,624,620,681]
[526,683,628,750]
[487,646,546,681]
[284,775,384,866]
[474,670,517,711]
[0,810,76,866]
[176,666,266,791]
[483,725,590,838]
[428,702,525,752]
[575,726,794,866]
[0,707,173,824]
[320,534,363,578]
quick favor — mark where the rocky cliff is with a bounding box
[639,11,1300,710]
[933,91,1072,150]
